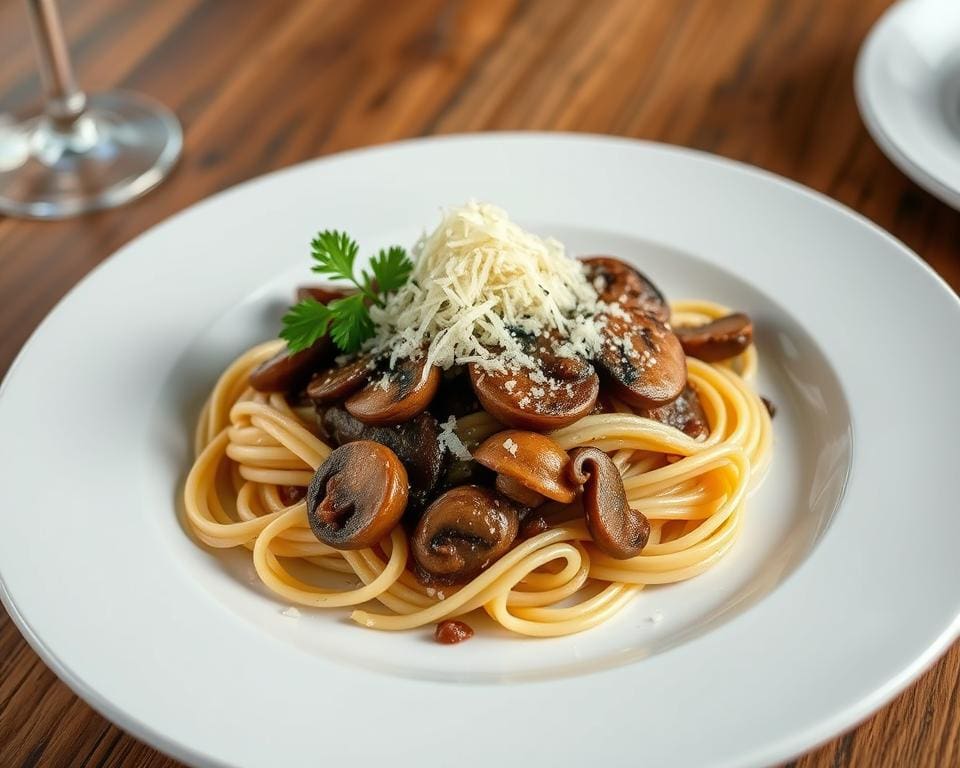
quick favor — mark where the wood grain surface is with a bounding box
[1,1,958,766]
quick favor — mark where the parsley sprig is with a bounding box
[280,230,412,354]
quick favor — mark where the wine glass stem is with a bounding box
[25,0,86,126]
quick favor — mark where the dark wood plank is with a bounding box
[0,1,957,766]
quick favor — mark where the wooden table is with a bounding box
[1,1,957,765]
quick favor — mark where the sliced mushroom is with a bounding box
[468,336,599,431]
[307,356,373,404]
[495,475,547,508]
[674,312,753,362]
[346,357,441,426]
[251,288,353,392]
[249,336,335,393]
[320,406,445,514]
[594,309,687,409]
[473,430,577,508]
[639,384,708,438]
[568,447,650,559]
[581,256,670,323]
[519,513,550,539]
[412,486,519,583]
[306,441,408,549]
[295,285,351,304]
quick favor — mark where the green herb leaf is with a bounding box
[369,246,414,293]
[310,230,359,281]
[281,231,412,354]
[328,293,374,353]
[279,298,333,353]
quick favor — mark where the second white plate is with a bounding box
[857,0,960,209]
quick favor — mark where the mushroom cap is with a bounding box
[595,309,687,409]
[639,384,709,439]
[249,336,335,393]
[320,406,445,514]
[306,441,409,550]
[346,358,441,426]
[251,289,349,392]
[468,334,599,431]
[412,485,519,583]
[473,430,576,504]
[495,474,546,508]
[675,312,753,362]
[307,356,373,404]
[581,256,670,323]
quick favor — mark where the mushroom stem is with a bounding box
[568,447,650,559]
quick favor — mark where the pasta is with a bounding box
[184,299,772,638]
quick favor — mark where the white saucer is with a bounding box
[856,0,960,209]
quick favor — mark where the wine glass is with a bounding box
[0,0,182,219]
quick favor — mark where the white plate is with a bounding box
[856,0,960,209]
[1,134,959,768]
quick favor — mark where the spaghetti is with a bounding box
[184,299,772,638]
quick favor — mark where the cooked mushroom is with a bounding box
[320,406,445,513]
[581,256,670,323]
[307,356,373,404]
[468,335,599,431]
[639,384,708,438]
[473,430,577,508]
[306,441,408,549]
[495,475,547,508]
[295,285,351,304]
[568,447,650,559]
[251,288,354,392]
[346,358,441,426]
[674,312,753,362]
[249,336,335,393]
[594,309,686,409]
[519,513,550,539]
[412,485,519,583]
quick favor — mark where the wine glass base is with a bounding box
[0,90,182,219]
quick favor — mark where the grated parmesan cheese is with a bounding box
[369,201,604,372]
[503,437,519,456]
[437,415,473,460]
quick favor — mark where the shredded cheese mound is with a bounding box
[369,201,603,372]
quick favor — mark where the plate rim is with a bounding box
[1,131,959,768]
